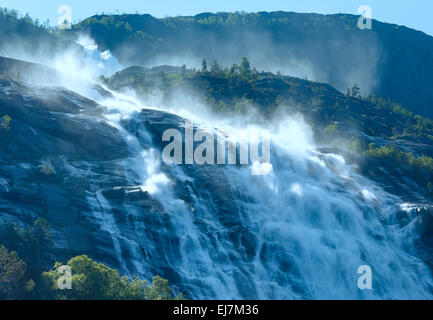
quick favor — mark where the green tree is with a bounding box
[0,219,53,279]
[145,276,186,300]
[32,219,52,265]
[210,60,222,76]
[0,115,11,131]
[0,245,34,299]
[42,255,184,300]
[325,123,338,134]
[202,59,207,72]
[240,57,251,78]
[351,84,360,97]
[125,22,133,32]
[228,63,240,77]
[99,75,109,84]
[43,255,129,299]
[145,276,173,300]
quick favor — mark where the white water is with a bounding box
[75,85,433,299]
[41,43,433,299]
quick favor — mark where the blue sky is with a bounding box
[2,0,433,36]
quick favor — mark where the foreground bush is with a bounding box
[42,255,185,300]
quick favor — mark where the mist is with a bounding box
[96,13,383,96]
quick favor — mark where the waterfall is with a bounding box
[70,86,433,299]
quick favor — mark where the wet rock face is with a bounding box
[0,76,265,298]
[0,78,240,295]
[0,57,61,85]
[0,79,124,161]
[3,76,433,299]
[0,79,131,265]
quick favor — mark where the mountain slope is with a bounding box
[2,48,433,298]
[2,65,433,298]
[105,64,433,202]
[75,11,433,117]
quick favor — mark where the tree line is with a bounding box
[0,220,185,300]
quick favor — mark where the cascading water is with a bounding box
[35,41,432,299]
[73,84,433,299]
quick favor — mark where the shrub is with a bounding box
[0,115,11,131]
[325,123,338,134]
[0,245,34,299]
[38,159,55,175]
[42,255,186,300]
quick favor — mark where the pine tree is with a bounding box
[210,60,222,75]
[240,57,251,78]
[0,245,33,299]
[351,84,360,97]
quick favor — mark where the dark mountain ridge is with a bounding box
[75,11,433,117]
